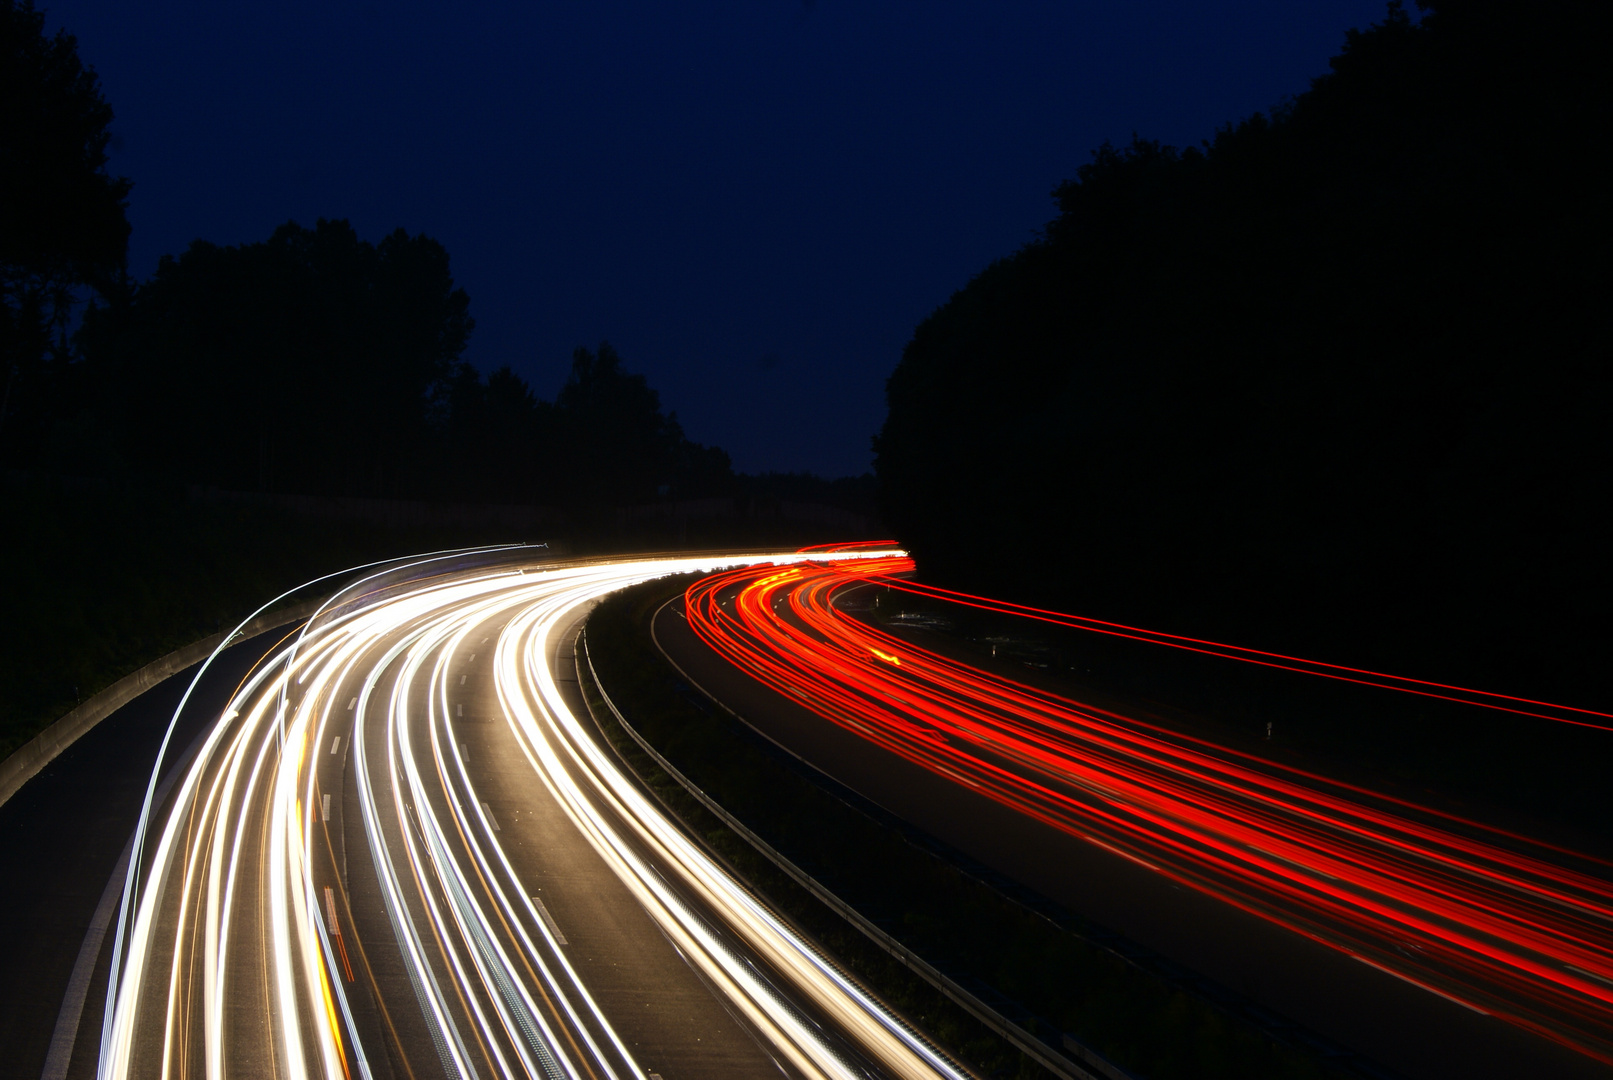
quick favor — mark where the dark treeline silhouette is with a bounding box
[50,218,733,505]
[875,0,1609,705]
[0,0,128,453]
[80,219,473,495]
[2,0,875,518]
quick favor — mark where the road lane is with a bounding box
[92,548,960,1080]
[0,623,312,1080]
[654,557,1613,1080]
[337,598,778,1080]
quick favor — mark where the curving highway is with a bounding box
[96,548,965,1080]
[678,554,1613,1071]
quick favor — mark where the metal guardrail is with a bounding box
[640,596,1408,1080]
[580,629,1134,1080]
[0,599,326,810]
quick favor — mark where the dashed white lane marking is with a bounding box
[460,674,466,685]
[531,896,568,944]
[323,886,342,937]
[457,703,463,717]
[321,793,331,821]
[329,736,341,755]
[460,743,469,762]
[481,801,501,831]
[346,696,356,710]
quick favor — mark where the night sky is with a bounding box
[45,1,1389,478]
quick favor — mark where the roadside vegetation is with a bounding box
[585,573,1352,1080]
[0,477,491,762]
[0,1,875,766]
[874,1,1609,718]
[0,475,864,767]
[863,587,1613,856]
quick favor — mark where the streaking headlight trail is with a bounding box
[683,555,1613,1067]
[97,547,964,1080]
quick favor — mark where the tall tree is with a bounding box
[442,363,554,501]
[551,342,732,505]
[83,219,473,494]
[553,342,682,505]
[0,0,129,454]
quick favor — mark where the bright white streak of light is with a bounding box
[499,565,966,1080]
[99,549,963,1080]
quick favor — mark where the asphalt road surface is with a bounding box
[652,561,1612,1080]
[0,621,307,1080]
[22,549,962,1080]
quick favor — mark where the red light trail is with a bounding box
[683,555,1613,1066]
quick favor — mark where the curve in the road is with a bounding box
[678,555,1613,1070]
[97,548,962,1080]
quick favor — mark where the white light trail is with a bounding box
[96,548,962,1080]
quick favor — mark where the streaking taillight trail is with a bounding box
[97,548,966,1080]
[684,554,1613,1066]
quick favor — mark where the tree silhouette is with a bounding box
[81,219,472,494]
[0,0,129,456]
[552,342,732,505]
[442,363,554,501]
[875,0,1610,702]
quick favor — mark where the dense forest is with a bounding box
[875,0,1609,705]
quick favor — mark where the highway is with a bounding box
[0,623,306,1080]
[661,552,1613,1078]
[93,548,965,1080]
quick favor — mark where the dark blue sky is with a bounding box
[48,0,1389,477]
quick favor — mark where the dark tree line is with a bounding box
[876,0,1610,703]
[0,0,128,452]
[442,338,734,506]
[0,0,770,511]
[80,219,474,495]
[66,218,737,504]
[5,208,733,505]
[0,2,738,507]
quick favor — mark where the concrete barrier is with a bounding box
[0,598,327,810]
